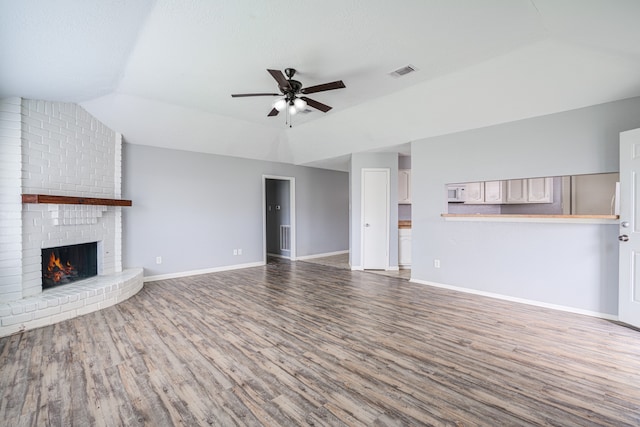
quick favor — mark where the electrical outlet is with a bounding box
[238,248,242,255]
[434,259,441,268]
[233,249,238,256]
[156,256,162,265]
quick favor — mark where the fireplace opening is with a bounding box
[41,242,98,289]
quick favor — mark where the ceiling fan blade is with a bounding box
[301,80,345,94]
[231,93,280,97]
[267,108,279,117]
[267,69,291,90]
[300,96,332,113]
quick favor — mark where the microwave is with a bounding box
[447,185,466,202]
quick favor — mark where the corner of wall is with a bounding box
[0,97,24,303]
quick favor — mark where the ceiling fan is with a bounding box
[231,68,346,117]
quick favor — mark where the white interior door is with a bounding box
[362,169,389,269]
[619,128,640,327]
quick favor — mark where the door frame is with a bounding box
[360,168,390,270]
[263,175,296,263]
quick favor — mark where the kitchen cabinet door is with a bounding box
[399,229,411,267]
[484,181,506,204]
[398,169,411,204]
[506,179,528,203]
[528,177,553,203]
[464,182,485,204]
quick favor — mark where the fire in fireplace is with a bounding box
[41,242,98,289]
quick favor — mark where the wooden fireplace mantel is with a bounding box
[22,194,132,207]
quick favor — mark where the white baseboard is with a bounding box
[387,266,399,271]
[296,250,348,260]
[144,261,265,282]
[410,278,618,321]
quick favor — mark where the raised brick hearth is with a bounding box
[0,97,142,337]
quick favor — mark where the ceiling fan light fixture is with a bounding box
[294,98,307,111]
[288,103,298,115]
[273,98,287,111]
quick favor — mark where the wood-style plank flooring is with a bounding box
[2,259,640,426]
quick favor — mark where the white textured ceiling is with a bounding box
[2,0,640,170]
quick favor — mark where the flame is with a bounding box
[45,251,76,283]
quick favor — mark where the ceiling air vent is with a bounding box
[389,64,418,78]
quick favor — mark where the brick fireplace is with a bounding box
[0,97,142,337]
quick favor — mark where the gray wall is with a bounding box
[122,144,349,276]
[350,152,399,269]
[412,96,640,316]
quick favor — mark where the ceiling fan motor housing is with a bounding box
[282,80,303,99]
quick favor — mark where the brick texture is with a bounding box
[1,98,124,304]
[0,98,24,303]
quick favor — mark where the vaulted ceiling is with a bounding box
[2,1,640,170]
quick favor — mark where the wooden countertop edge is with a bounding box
[441,214,618,219]
[22,194,132,207]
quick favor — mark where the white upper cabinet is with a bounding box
[506,179,528,203]
[398,169,411,204]
[465,178,553,204]
[464,182,485,204]
[464,181,505,204]
[484,181,506,203]
[507,177,553,204]
[527,177,553,203]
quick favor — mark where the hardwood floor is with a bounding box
[2,259,640,426]
[299,253,411,281]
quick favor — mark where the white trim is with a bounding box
[443,216,619,225]
[387,266,399,271]
[144,261,264,282]
[351,266,364,271]
[361,168,390,270]
[263,175,296,262]
[296,250,349,260]
[410,278,618,320]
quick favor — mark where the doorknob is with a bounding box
[364,223,370,227]
[619,234,630,242]
[621,221,630,228]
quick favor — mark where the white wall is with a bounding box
[0,98,123,303]
[411,96,640,316]
[0,98,23,302]
[122,144,349,277]
[19,99,122,299]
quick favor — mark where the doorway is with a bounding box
[361,168,389,270]
[263,175,296,262]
